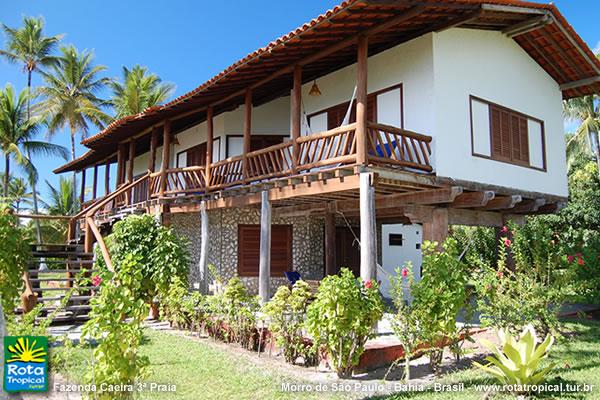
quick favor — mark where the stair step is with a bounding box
[40,305,92,312]
[35,314,90,323]
[32,286,93,292]
[30,277,78,283]
[31,243,82,251]
[28,259,95,265]
[31,251,94,258]
[28,269,97,274]
[37,295,93,302]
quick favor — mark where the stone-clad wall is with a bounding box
[169,208,324,296]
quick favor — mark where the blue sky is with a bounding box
[0,0,598,203]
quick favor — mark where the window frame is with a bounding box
[237,224,293,277]
[469,95,547,172]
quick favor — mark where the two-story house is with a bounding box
[56,0,600,301]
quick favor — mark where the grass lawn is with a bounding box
[372,319,600,400]
[51,319,600,400]
[52,329,341,400]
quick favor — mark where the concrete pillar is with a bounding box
[259,190,271,303]
[360,173,376,281]
[199,201,209,293]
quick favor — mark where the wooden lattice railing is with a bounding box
[366,121,433,172]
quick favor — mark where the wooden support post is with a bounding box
[84,220,93,253]
[160,120,171,196]
[116,143,127,186]
[92,165,98,200]
[79,169,86,205]
[259,190,271,303]
[324,207,336,276]
[423,208,449,247]
[104,160,111,195]
[243,89,252,180]
[127,140,135,183]
[291,64,302,171]
[148,128,158,172]
[359,173,376,281]
[356,34,369,165]
[199,201,209,293]
[206,107,214,188]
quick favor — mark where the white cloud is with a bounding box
[593,41,600,55]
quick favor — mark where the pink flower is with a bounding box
[497,271,503,279]
[501,226,509,233]
[364,280,373,289]
[504,238,512,247]
[577,257,585,266]
[401,268,409,278]
[567,255,575,264]
[92,275,102,287]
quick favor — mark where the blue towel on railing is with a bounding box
[284,271,302,285]
[375,140,397,157]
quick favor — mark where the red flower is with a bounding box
[504,238,512,247]
[501,226,509,233]
[364,280,373,289]
[577,257,585,266]
[401,268,409,278]
[497,270,504,279]
[92,275,102,287]
[567,255,575,264]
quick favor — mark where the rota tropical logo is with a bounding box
[3,336,48,393]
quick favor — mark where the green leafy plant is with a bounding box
[306,268,383,378]
[474,325,556,392]
[222,277,260,349]
[160,276,204,330]
[82,254,150,399]
[411,239,471,372]
[0,205,31,314]
[262,280,315,366]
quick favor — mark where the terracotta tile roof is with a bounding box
[56,0,600,173]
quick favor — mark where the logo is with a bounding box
[3,336,48,393]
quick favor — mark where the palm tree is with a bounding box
[110,65,174,118]
[0,84,68,207]
[44,176,79,216]
[39,45,112,162]
[0,16,62,239]
[0,174,33,212]
[563,95,600,174]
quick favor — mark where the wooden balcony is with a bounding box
[145,122,432,200]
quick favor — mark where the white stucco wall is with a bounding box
[432,28,567,197]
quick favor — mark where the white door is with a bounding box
[380,224,423,300]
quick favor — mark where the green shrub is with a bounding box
[0,205,31,313]
[475,228,564,336]
[411,239,472,372]
[262,280,315,365]
[306,268,383,378]
[474,325,555,392]
[160,276,204,330]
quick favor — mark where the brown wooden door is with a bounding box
[326,95,376,130]
[335,226,360,277]
[186,143,207,166]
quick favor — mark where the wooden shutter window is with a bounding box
[237,225,292,277]
[489,104,529,165]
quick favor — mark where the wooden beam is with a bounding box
[511,198,546,214]
[79,169,86,205]
[127,140,135,183]
[243,89,252,179]
[448,208,503,227]
[259,190,271,303]
[360,173,376,281]
[148,128,158,172]
[451,191,495,208]
[335,187,463,212]
[478,195,522,211]
[503,14,552,37]
[92,165,98,200]
[273,203,327,217]
[206,106,214,186]
[423,207,449,247]
[199,201,209,293]
[105,160,110,195]
[356,34,368,165]
[560,76,600,91]
[116,143,127,186]
[291,64,302,171]
[160,120,172,196]
[325,207,336,276]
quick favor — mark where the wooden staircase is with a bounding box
[20,243,96,324]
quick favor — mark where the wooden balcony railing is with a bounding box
[78,122,432,215]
